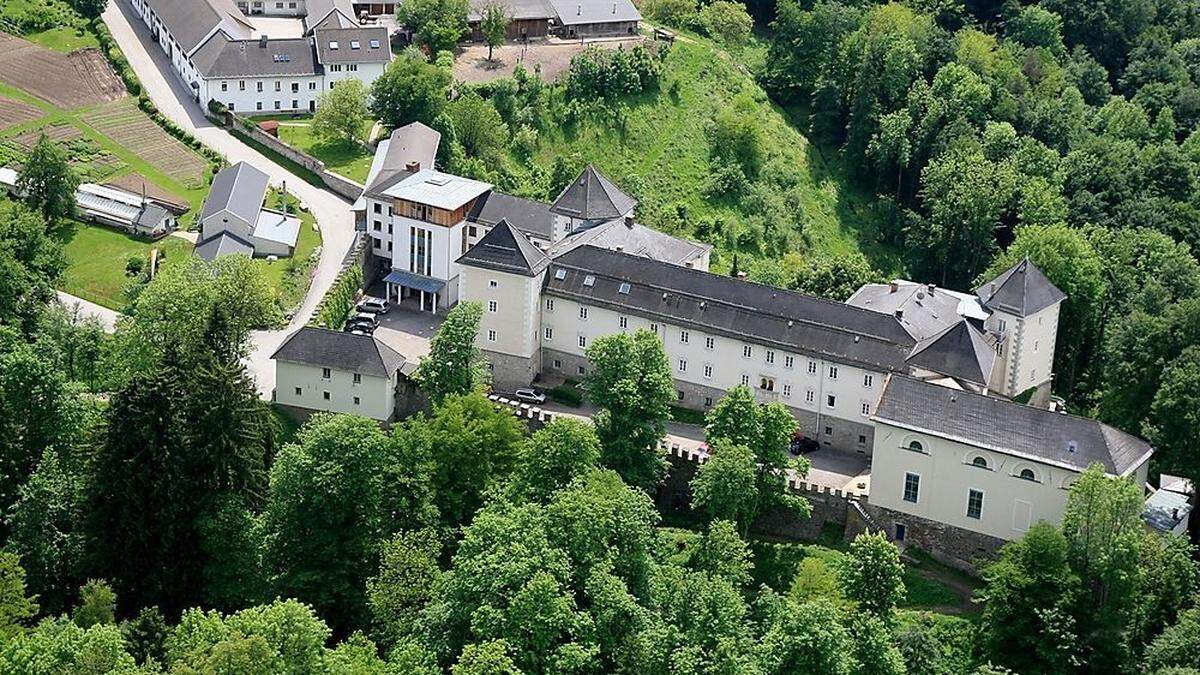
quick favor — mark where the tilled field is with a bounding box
[82,98,209,188]
[0,31,125,108]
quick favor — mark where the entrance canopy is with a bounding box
[383,269,445,294]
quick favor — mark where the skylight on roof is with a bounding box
[618,282,631,295]
[329,40,339,49]
[351,40,361,49]
[554,269,566,280]
[369,39,380,48]
[583,275,595,287]
[425,177,451,186]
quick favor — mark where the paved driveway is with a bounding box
[102,0,359,397]
[56,291,121,333]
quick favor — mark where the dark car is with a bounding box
[791,434,820,454]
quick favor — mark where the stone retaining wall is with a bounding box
[228,113,365,202]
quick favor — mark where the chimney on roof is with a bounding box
[615,244,623,252]
[624,215,634,228]
[894,308,904,320]
[888,281,898,293]
[406,161,420,172]
[927,283,936,294]
[612,2,616,13]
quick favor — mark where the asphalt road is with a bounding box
[102,0,359,397]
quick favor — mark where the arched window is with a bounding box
[907,440,923,453]
[971,456,988,469]
[1019,468,1036,481]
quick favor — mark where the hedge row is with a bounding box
[312,264,363,330]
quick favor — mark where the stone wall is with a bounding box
[486,349,541,392]
[228,113,365,202]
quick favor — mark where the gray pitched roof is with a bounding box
[847,282,970,340]
[304,0,357,31]
[200,161,269,225]
[271,326,407,377]
[906,320,997,386]
[191,33,320,78]
[873,375,1153,475]
[194,231,254,261]
[467,191,555,240]
[313,27,391,64]
[549,216,710,267]
[364,123,442,197]
[457,219,550,276]
[136,203,171,228]
[548,0,641,25]
[468,0,555,21]
[145,0,254,54]
[545,245,916,371]
[550,165,636,221]
[976,258,1066,317]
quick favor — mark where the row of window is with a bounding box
[320,367,362,384]
[905,441,1041,482]
[229,100,309,112]
[293,387,363,406]
[902,473,984,520]
[221,80,314,93]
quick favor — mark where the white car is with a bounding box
[514,388,546,405]
[357,296,390,314]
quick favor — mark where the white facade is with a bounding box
[987,302,1060,397]
[200,75,324,114]
[869,419,1151,542]
[462,265,545,363]
[275,360,396,420]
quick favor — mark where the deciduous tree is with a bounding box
[413,301,489,405]
[840,532,905,619]
[370,48,451,129]
[397,0,468,53]
[17,134,79,228]
[479,2,508,61]
[312,78,368,144]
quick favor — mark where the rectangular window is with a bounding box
[294,386,302,396]
[291,82,299,93]
[353,396,360,405]
[967,489,984,519]
[221,81,228,91]
[741,374,750,386]
[274,100,281,110]
[579,307,588,319]
[256,101,263,111]
[650,323,658,334]
[861,402,870,416]
[577,365,586,376]
[864,374,874,387]
[680,330,689,344]
[766,349,775,364]
[826,394,836,408]
[784,355,794,369]
[545,298,554,311]
[578,335,587,348]
[239,80,246,90]
[553,359,562,369]
[373,203,382,214]
[544,327,553,340]
[486,330,497,342]
[805,390,814,403]
[488,300,497,312]
[353,373,361,384]
[488,279,497,288]
[808,360,817,374]
[323,391,331,401]
[256,81,263,92]
[705,336,715,350]
[321,367,331,379]
[828,365,839,379]
[678,359,687,373]
[903,473,920,503]
[782,384,792,397]
[858,434,867,445]
[743,345,752,358]
[619,316,628,329]
[703,364,713,379]
[275,81,281,92]
[704,396,713,407]
[824,425,833,436]
[309,82,316,90]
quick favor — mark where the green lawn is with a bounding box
[0,0,96,52]
[25,25,98,52]
[258,189,322,314]
[58,223,192,309]
[523,38,902,275]
[275,120,374,184]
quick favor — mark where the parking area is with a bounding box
[371,305,440,361]
[804,448,871,494]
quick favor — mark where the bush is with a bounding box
[313,264,363,329]
[548,381,583,407]
[563,45,664,101]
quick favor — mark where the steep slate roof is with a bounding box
[191,33,319,78]
[545,245,916,371]
[467,191,555,240]
[468,0,555,21]
[976,258,1066,317]
[272,326,406,377]
[548,0,641,25]
[364,123,442,197]
[200,162,269,225]
[194,231,254,261]
[906,320,997,386]
[550,165,636,221]
[550,217,710,267]
[457,219,550,276]
[873,375,1153,476]
[313,27,391,63]
[304,0,357,31]
[847,282,979,341]
[145,0,255,54]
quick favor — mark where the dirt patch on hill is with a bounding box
[0,31,125,108]
[0,96,44,130]
[453,36,644,84]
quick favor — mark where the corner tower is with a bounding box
[975,258,1066,400]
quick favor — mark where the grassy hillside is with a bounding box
[523,38,901,274]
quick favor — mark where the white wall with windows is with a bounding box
[274,361,396,420]
[200,74,324,114]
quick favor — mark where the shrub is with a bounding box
[313,264,363,329]
[563,45,664,101]
[548,381,583,407]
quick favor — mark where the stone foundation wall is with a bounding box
[860,503,1007,573]
[486,349,540,391]
[539,346,590,381]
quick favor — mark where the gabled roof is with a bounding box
[191,33,319,78]
[906,320,997,386]
[976,258,1066,318]
[468,0,555,21]
[549,165,636,221]
[457,219,550,276]
[467,191,555,240]
[548,0,641,25]
[363,122,441,196]
[304,0,358,31]
[873,375,1153,476]
[200,161,269,225]
[545,245,916,371]
[272,326,406,377]
[847,281,985,340]
[549,216,710,267]
[313,27,390,64]
[194,231,254,261]
[145,0,254,54]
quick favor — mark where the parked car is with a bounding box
[357,296,390,314]
[791,434,820,454]
[349,311,379,328]
[344,320,375,335]
[514,388,546,405]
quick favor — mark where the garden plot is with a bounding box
[0,31,125,108]
[0,96,43,130]
[0,123,125,181]
[83,99,209,189]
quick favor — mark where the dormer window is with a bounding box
[351,40,360,49]
[583,275,595,287]
[971,456,988,469]
[329,41,339,49]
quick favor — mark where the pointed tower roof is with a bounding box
[456,219,550,276]
[906,320,998,386]
[549,165,637,221]
[975,258,1066,317]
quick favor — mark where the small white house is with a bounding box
[195,161,300,261]
[272,326,412,421]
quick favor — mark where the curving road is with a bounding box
[101,0,358,397]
